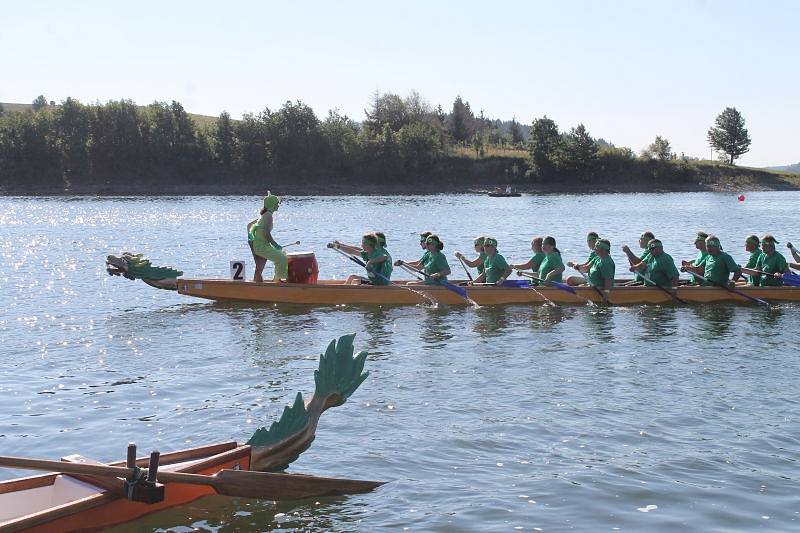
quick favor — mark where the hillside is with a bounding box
[767,162,800,174]
[0,102,219,128]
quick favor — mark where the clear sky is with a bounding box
[3,0,798,166]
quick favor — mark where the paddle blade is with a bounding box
[549,281,577,295]
[501,280,531,288]
[781,273,800,287]
[212,470,385,500]
[442,281,468,299]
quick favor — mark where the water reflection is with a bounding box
[635,305,679,340]
[582,307,615,342]
[472,306,510,337]
[691,305,735,340]
[356,307,395,360]
[525,305,572,331]
[420,306,454,349]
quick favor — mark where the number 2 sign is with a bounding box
[230,260,246,281]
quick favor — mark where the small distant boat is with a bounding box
[487,192,522,197]
[0,335,383,532]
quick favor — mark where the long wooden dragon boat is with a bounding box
[0,335,382,532]
[105,253,800,306]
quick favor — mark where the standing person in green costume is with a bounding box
[630,239,679,287]
[511,236,545,273]
[747,235,790,286]
[576,239,615,289]
[405,234,451,285]
[681,235,742,286]
[621,231,655,284]
[742,235,762,285]
[537,236,565,284]
[248,192,287,283]
[455,236,488,278]
[396,231,432,271]
[330,233,392,285]
[681,231,709,284]
[472,237,512,285]
[566,231,599,285]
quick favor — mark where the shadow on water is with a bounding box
[634,305,679,341]
[691,305,736,340]
[419,306,455,349]
[582,306,616,341]
[472,305,510,337]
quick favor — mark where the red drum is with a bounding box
[287,252,319,284]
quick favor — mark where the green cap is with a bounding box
[745,235,760,245]
[595,239,611,251]
[587,231,599,241]
[473,236,486,246]
[484,237,498,247]
[695,231,709,243]
[762,234,779,244]
[647,239,663,250]
[426,235,441,245]
[706,237,721,248]
[263,193,280,213]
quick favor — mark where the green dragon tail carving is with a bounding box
[106,252,183,290]
[247,334,369,472]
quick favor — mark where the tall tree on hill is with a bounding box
[32,95,48,111]
[54,97,91,176]
[364,91,408,134]
[527,116,561,176]
[560,124,598,174]
[447,96,475,143]
[214,111,235,166]
[707,107,751,165]
[642,135,672,161]
[509,117,524,146]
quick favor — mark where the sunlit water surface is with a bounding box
[1,193,799,532]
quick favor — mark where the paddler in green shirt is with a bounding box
[584,239,615,289]
[566,231,599,285]
[748,235,790,286]
[621,231,655,284]
[330,232,392,285]
[455,236,488,277]
[511,236,545,272]
[472,237,512,285]
[394,231,432,271]
[407,234,451,285]
[681,231,709,285]
[537,236,565,284]
[743,235,762,285]
[682,235,742,286]
[630,239,679,287]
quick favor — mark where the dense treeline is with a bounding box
[0,92,768,193]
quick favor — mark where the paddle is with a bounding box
[396,260,470,300]
[685,270,771,307]
[741,267,800,287]
[571,266,609,304]
[516,271,576,295]
[637,271,688,304]
[0,456,384,501]
[455,254,474,281]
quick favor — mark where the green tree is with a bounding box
[527,116,561,176]
[321,109,360,170]
[214,111,235,166]
[472,133,485,158]
[642,135,672,161]
[398,122,443,171]
[363,91,409,134]
[32,95,48,111]
[54,97,91,176]
[447,96,475,143]
[264,100,323,169]
[560,124,598,173]
[235,112,270,169]
[508,117,524,145]
[707,107,751,164]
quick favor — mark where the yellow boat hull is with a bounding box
[176,279,800,305]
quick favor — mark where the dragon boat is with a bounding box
[0,335,382,532]
[105,253,800,306]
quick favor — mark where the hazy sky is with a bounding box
[3,0,798,166]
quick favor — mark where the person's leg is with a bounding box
[262,248,288,281]
[566,275,584,286]
[253,255,267,283]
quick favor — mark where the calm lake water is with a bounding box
[1,193,799,532]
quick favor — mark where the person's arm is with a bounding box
[263,214,281,248]
[473,272,486,284]
[433,265,452,279]
[511,259,533,270]
[334,242,362,255]
[545,264,565,281]
[788,243,800,263]
[497,265,513,285]
[457,254,483,268]
[629,260,646,273]
[620,245,639,266]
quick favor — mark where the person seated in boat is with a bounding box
[629,239,679,287]
[681,231,709,284]
[455,236,487,278]
[621,231,655,284]
[394,231,432,271]
[407,234,451,285]
[566,231,599,284]
[742,235,762,285]
[787,242,800,263]
[471,237,511,286]
[745,235,790,287]
[511,236,545,273]
[375,232,392,268]
[505,184,512,194]
[330,233,392,285]
[248,192,287,283]
[536,236,565,284]
[681,235,742,286]
[574,238,615,289]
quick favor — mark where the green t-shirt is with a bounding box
[745,248,762,285]
[483,253,509,284]
[702,252,739,286]
[361,248,392,285]
[635,250,652,282]
[538,252,564,283]
[529,251,546,271]
[420,250,430,264]
[755,251,788,287]
[644,252,679,287]
[477,251,487,274]
[586,250,597,263]
[423,250,449,284]
[588,255,615,287]
[693,250,709,267]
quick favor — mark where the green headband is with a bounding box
[695,232,708,242]
[425,236,441,245]
[587,232,599,241]
[263,194,280,212]
[706,237,721,248]
[647,239,663,250]
[595,240,611,251]
[746,235,760,245]
[473,237,485,246]
[762,235,779,244]
[483,237,498,247]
